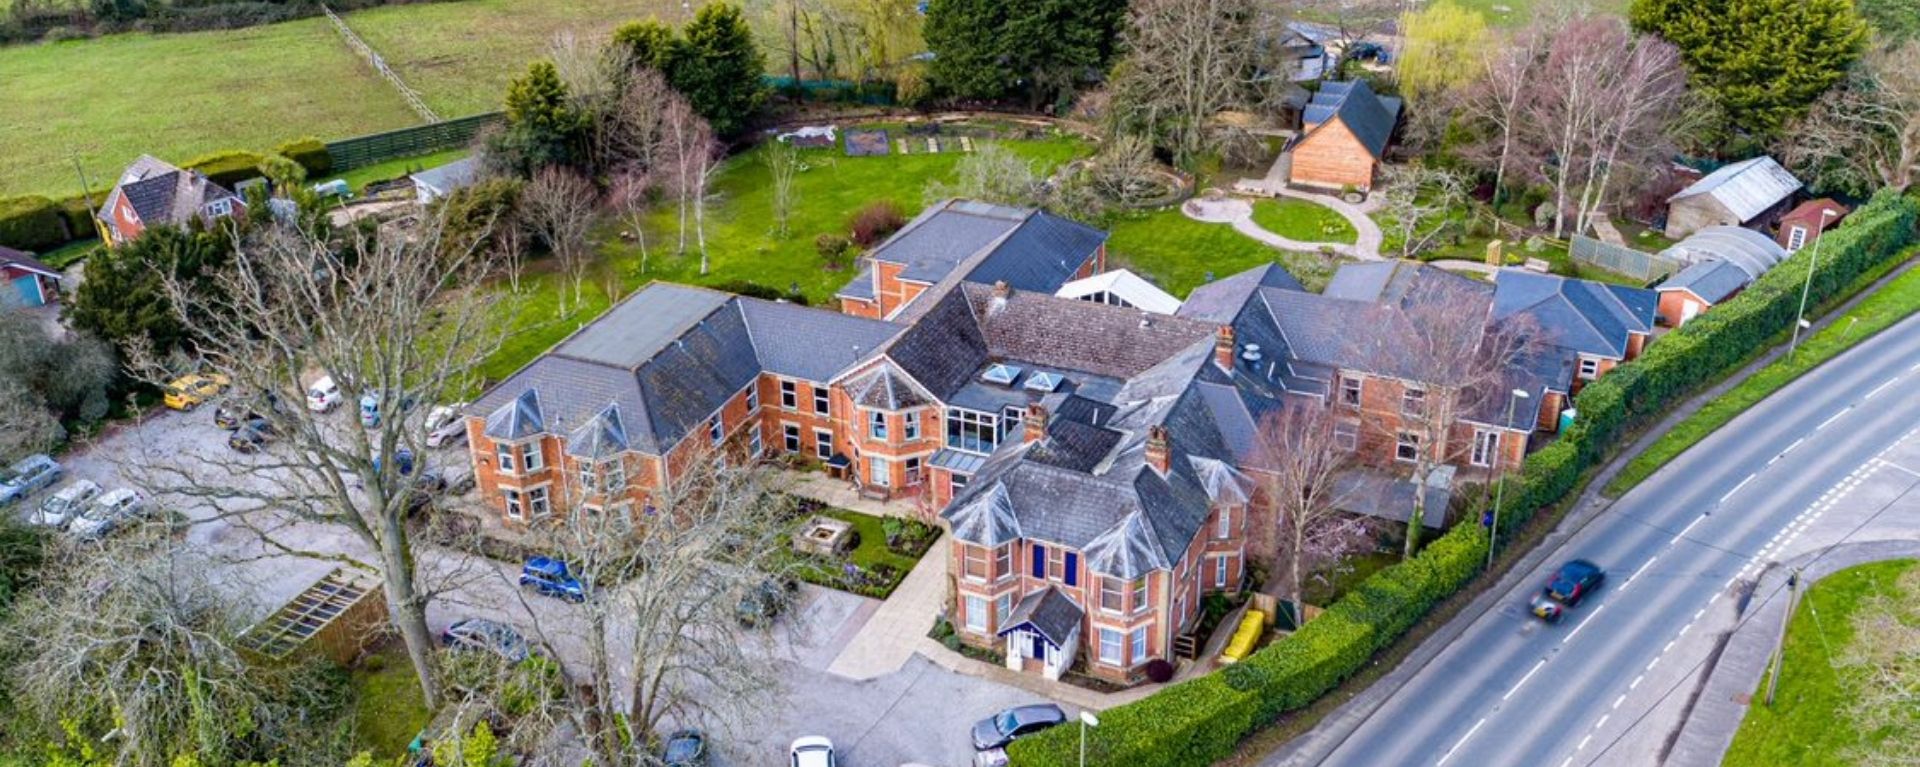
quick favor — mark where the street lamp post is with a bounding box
[1488,388,1531,570]
[1079,711,1100,767]
[1788,209,1839,361]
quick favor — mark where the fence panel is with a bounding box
[1569,235,1681,283]
[324,112,503,172]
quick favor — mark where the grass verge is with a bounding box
[1607,253,1920,495]
[349,641,432,761]
[1723,559,1917,767]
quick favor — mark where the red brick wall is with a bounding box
[1658,289,1712,328]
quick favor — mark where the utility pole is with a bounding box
[1788,210,1838,361]
[1765,568,1801,706]
[71,152,99,235]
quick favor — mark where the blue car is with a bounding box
[372,448,416,476]
[519,557,585,602]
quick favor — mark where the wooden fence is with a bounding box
[324,112,503,173]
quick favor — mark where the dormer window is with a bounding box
[205,198,232,218]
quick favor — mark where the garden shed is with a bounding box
[239,568,388,665]
[1663,156,1802,239]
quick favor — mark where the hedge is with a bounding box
[1008,190,1920,767]
[182,149,268,188]
[275,137,333,178]
[0,195,70,252]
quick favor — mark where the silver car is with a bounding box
[0,454,61,506]
[33,479,101,529]
[425,405,469,448]
[68,488,147,540]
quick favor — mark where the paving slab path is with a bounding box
[1183,194,1385,261]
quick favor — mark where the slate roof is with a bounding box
[834,199,1107,314]
[0,247,58,278]
[845,366,932,410]
[1492,269,1656,360]
[1177,263,1306,324]
[998,587,1083,647]
[961,210,1108,293]
[410,156,481,197]
[565,404,631,460]
[1657,258,1752,304]
[485,390,545,441]
[98,155,242,236]
[871,199,1027,284]
[1668,156,1802,223]
[1659,226,1786,283]
[1301,80,1402,159]
[1322,260,1489,307]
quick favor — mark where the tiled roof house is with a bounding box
[836,199,1109,320]
[95,155,247,246]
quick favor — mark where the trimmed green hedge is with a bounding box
[1008,190,1920,767]
[276,137,333,178]
[183,149,268,188]
[0,195,69,252]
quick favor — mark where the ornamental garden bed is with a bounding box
[777,499,938,600]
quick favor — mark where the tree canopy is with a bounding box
[668,3,768,137]
[1630,0,1867,140]
[1396,1,1490,104]
[925,0,1128,108]
[499,60,589,172]
[65,224,232,361]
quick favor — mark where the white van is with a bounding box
[307,376,343,412]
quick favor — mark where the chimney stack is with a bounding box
[1215,325,1236,372]
[1024,403,1049,444]
[1145,425,1170,474]
[988,280,1012,315]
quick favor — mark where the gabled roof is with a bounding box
[844,365,932,410]
[1301,80,1402,159]
[836,199,1108,315]
[962,210,1108,294]
[1656,258,1751,304]
[410,156,481,196]
[0,246,58,278]
[1492,270,1656,360]
[997,587,1083,647]
[867,199,1028,284]
[1323,260,1489,307]
[1055,268,1183,314]
[1177,263,1306,323]
[1667,156,1802,223]
[98,155,243,233]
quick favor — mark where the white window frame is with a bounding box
[603,458,626,494]
[965,595,988,632]
[708,416,723,446]
[783,423,801,453]
[904,410,921,440]
[814,429,833,460]
[1214,556,1229,588]
[1130,626,1148,664]
[1217,506,1232,539]
[1787,225,1808,252]
[995,593,1013,625]
[745,385,759,413]
[1334,420,1359,452]
[1396,431,1421,462]
[496,442,517,473]
[868,456,890,487]
[869,410,888,441]
[1402,386,1427,418]
[1340,375,1362,406]
[1099,578,1124,614]
[522,442,544,472]
[749,424,764,457]
[504,488,524,520]
[994,544,1012,581]
[1132,577,1149,614]
[1471,429,1500,468]
[780,380,798,409]
[578,462,595,493]
[963,546,989,582]
[905,456,922,485]
[1098,628,1123,665]
[528,485,551,519]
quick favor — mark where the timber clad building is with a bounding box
[462,201,1637,684]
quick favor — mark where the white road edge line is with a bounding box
[1436,717,1489,766]
[1504,659,1548,701]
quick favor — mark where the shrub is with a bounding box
[182,149,267,188]
[275,137,333,178]
[710,279,808,306]
[848,201,905,247]
[815,233,855,270]
[56,194,104,243]
[895,64,933,108]
[0,195,70,252]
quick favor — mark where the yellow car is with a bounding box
[162,373,231,411]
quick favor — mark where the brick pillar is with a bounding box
[1145,425,1170,474]
[1025,403,1048,444]
[1215,325,1236,372]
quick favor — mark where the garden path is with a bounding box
[1183,195,1385,261]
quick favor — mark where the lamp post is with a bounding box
[1788,209,1839,361]
[1079,710,1100,767]
[1488,388,1531,570]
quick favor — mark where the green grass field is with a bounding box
[1724,559,1917,767]
[1107,208,1343,296]
[349,642,432,761]
[1251,198,1357,245]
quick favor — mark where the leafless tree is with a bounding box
[1378,163,1470,259]
[1456,26,1545,207]
[924,143,1046,208]
[0,379,62,463]
[1089,133,1162,206]
[1248,403,1370,621]
[122,215,513,712]
[1353,274,1542,555]
[1107,0,1279,165]
[600,69,674,186]
[1297,0,1401,72]
[551,29,625,166]
[658,94,720,273]
[765,138,802,238]
[506,454,793,766]
[522,166,600,316]
[1782,41,1920,194]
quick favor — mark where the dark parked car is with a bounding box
[735,576,797,627]
[1531,559,1606,621]
[971,704,1066,752]
[519,557,585,602]
[227,426,269,453]
[373,448,417,476]
[662,728,707,767]
[439,618,530,662]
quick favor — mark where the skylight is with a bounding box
[1024,371,1063,392]
[981,363,1024,386]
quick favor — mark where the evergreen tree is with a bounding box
[612,18,679,72]
[668,3,766,137]
[499,60,588,172]
[64,225,231,360]
[1631,0,1867,140]
[926,0,1128,108]
[924,0,1013,100]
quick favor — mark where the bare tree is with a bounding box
[601,69,674,186]
[1089,133,1162,206]
[658,94,720,272]
[522,166,600,315]
[765,138,801,238]
[1248,403,1370,621]
[1782,41,1920,194]
[126,216,512,712]
[1456,26,1546,206]
[1107,0,1278,165]
[1378,163,1469,259]
[924,143,1046,208]
[1353,275,1541,555]
[509,454,793,766]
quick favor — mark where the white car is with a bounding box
[790,736,836,767]
[68,488,147,540]
[33,479,101,529]
[306,376,343,413]
[425,404,469,448]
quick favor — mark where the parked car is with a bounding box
[1530,559,1607,622]
[789,736,836,767]
[163,373,229,411]
[425,405,469,448]
[971,704,1066,752]
[736,575,797,627]
[419,465,475,496]
[228,425,269,454]
[306,376,343,413]
[0,454,62,506]
[662,729,708,767]
[214,404,251,430]
[68,488,146,540]
[373,448,417,476]
[518,557,585,602]
[33,479,101,529]
[360,393,383,428]
[439,618,530,662]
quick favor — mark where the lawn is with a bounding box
[1250,198,1357,245]
[1302,550,1397,607]
[0,20,417,198]
[782,505,937,599]
[327,148,471,194]
[1107,207,1343,296]
[1607,251,1920,495]
[475,131,1091,385]
[1724,559,1918,767]
[349,641,433,761]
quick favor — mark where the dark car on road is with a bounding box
[439,618,530,662]
[227,425,269,453]
[519,557,585,602]
[972,704,1067,752]
[1531,559,1606,621]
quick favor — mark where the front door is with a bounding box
[1030,633,1047,659]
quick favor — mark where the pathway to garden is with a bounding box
[1182,193,1385,261]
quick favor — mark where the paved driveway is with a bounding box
[28,404,1067,767]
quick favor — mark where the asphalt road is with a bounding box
[1303,313,1920,767]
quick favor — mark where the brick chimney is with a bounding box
[988,280,1012,315]
[1145,425,1170,474]
[1215,325,1236,372]
[1024,403,1049,444]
